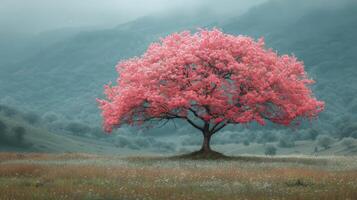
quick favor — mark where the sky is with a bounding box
[0,0,267,35]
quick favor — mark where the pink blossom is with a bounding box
[98,29,324,134]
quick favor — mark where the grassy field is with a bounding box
[0,153,357,200]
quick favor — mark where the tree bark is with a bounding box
[201,131,212,152]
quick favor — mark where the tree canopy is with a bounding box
[97,29,324,152]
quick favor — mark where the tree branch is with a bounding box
[188,108,206,122]
[186,117,204,131]
[210,122,223,133]
[212,123,227,134]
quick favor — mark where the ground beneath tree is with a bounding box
[173,149,230,160]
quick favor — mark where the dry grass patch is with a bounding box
[0,152,106,162]
[0,153,356,200]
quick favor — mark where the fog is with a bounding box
[0,0,356,155]
[0,0,266,35]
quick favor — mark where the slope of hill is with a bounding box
[0,0,356,145]
[0,11,223,124]
[0,105,138,154]
[222,0,357,132]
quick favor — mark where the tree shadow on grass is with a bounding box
[125,150,329,166]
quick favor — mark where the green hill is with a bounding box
[0,0,356,154]
[0,105,135,154]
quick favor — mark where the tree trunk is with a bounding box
[201,131,212,152]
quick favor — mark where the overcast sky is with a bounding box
[0,0,267,35]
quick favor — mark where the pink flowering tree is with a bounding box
[97,29,324,154]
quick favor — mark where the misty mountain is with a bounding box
[0,10,226,124]
[1,0,357,136]
[223,0,357,123]
[0,27,99,68]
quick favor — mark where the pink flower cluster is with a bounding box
[98,29,324,132]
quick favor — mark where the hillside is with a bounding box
[0,11,224,124]
[0,104,183,155]
[0,0,356,154]
[1,1,356,124]
[0,105,138,154]
[222,0,357,122]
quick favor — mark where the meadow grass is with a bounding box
[0,153,356,200]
